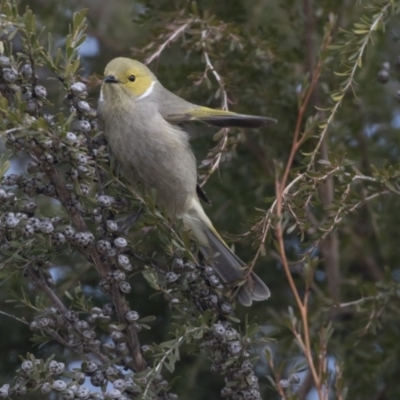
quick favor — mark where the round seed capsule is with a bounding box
[0,56,10,66]
[118,281,131,294]
[70,82,87,96]
[166,272,179,283]
[76,100,91,112]
[114,237,127,249]
[2,68,16,82]
[52,380,67,391]
[117,254,132,271]
[125,310,139,323]
[34,85,47,98]
[20,64,32,78]
[77,120,91,132]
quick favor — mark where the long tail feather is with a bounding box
[183,197,270,306]
[201,227,270,306]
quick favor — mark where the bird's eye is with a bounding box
[128,74,136,82]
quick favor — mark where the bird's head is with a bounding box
[101,57,157,102]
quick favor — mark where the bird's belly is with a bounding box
[104,119,197,217]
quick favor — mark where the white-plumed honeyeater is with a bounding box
[98,57,276,306]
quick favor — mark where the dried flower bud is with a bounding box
[99,279,110,293]
[241,360,254,375]
[40,220,54,233]
[4,173,21,186]
[114,237,127,249]
[34,85,47,98]
[225,327,238,341]
[0,56,10,67]
[90,370,106,387]
[96,239,111,253]
[22,224,35,238]
[84,361,98,374]
[220,302,233,314]
[110,330,125,343]
[21,360,33,373]
[4,215,19,228]
[166,272,179,283]
[112,379,126,391]
[77,120,91,132]
[0,384,9,398]
[66,168,79,181]
[213,323,226,338]
[39,153,54,166]
[41,382,52,394]
[74,153,88,165]
[52,380,67,391]
[228,346,244,362]
[76,387,90,399]
[63,226,75,238]
[208,274,221,287]
[15,385,27,395]
[377,69,389,83]
[61,389,75,400]
[2,67,16,82]
[76,100,91,113]
[106,220,118,232]
[38,317,51,328]
[97,195,114,207]
[92,208,102,223]
[74,372,86,385]
[20,64,33,78]
[116,342,129,356]
[70,82,87,96]
[186,271,198,282]
[107,389,122,399]
[103,270,125,282]
[125,310,139,324]
[102,342,116,355]
[80,184,90,196]
[203,266,214,276]
[102,303,114,316]
[118,281,131,294]
[73,231,94,247]
[65,310,79,322]
[49,360,65,375]
[117,254,132,271]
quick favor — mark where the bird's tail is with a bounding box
[183,198,270,306]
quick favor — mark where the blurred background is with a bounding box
[2,0,400,399]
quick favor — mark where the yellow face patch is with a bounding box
[120,67,155,99]
[103,58,156,100]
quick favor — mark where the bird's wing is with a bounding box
[165,107,277,128]
[196,183,211,205]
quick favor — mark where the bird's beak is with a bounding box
[103,75,119,84]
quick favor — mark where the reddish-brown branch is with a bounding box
[272,19,333,400]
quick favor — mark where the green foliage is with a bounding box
[1,0,400,399]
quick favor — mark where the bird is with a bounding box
[98,57,276,306]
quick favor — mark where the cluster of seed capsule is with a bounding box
[163,258,261,399]
[0,354,154,400]
[0,62,106,268]
[91,197,135,296]
[377,59,400,101]
[207,320,262,400]
[0,55,40,112]
[164,257,234,315]
[26,304,176,399]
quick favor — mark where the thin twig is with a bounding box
[307,3,391,169]
[145,21,194,65]
[0,309,29,325]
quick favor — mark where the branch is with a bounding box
[308,3,392,169]
[145,20,194,65]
